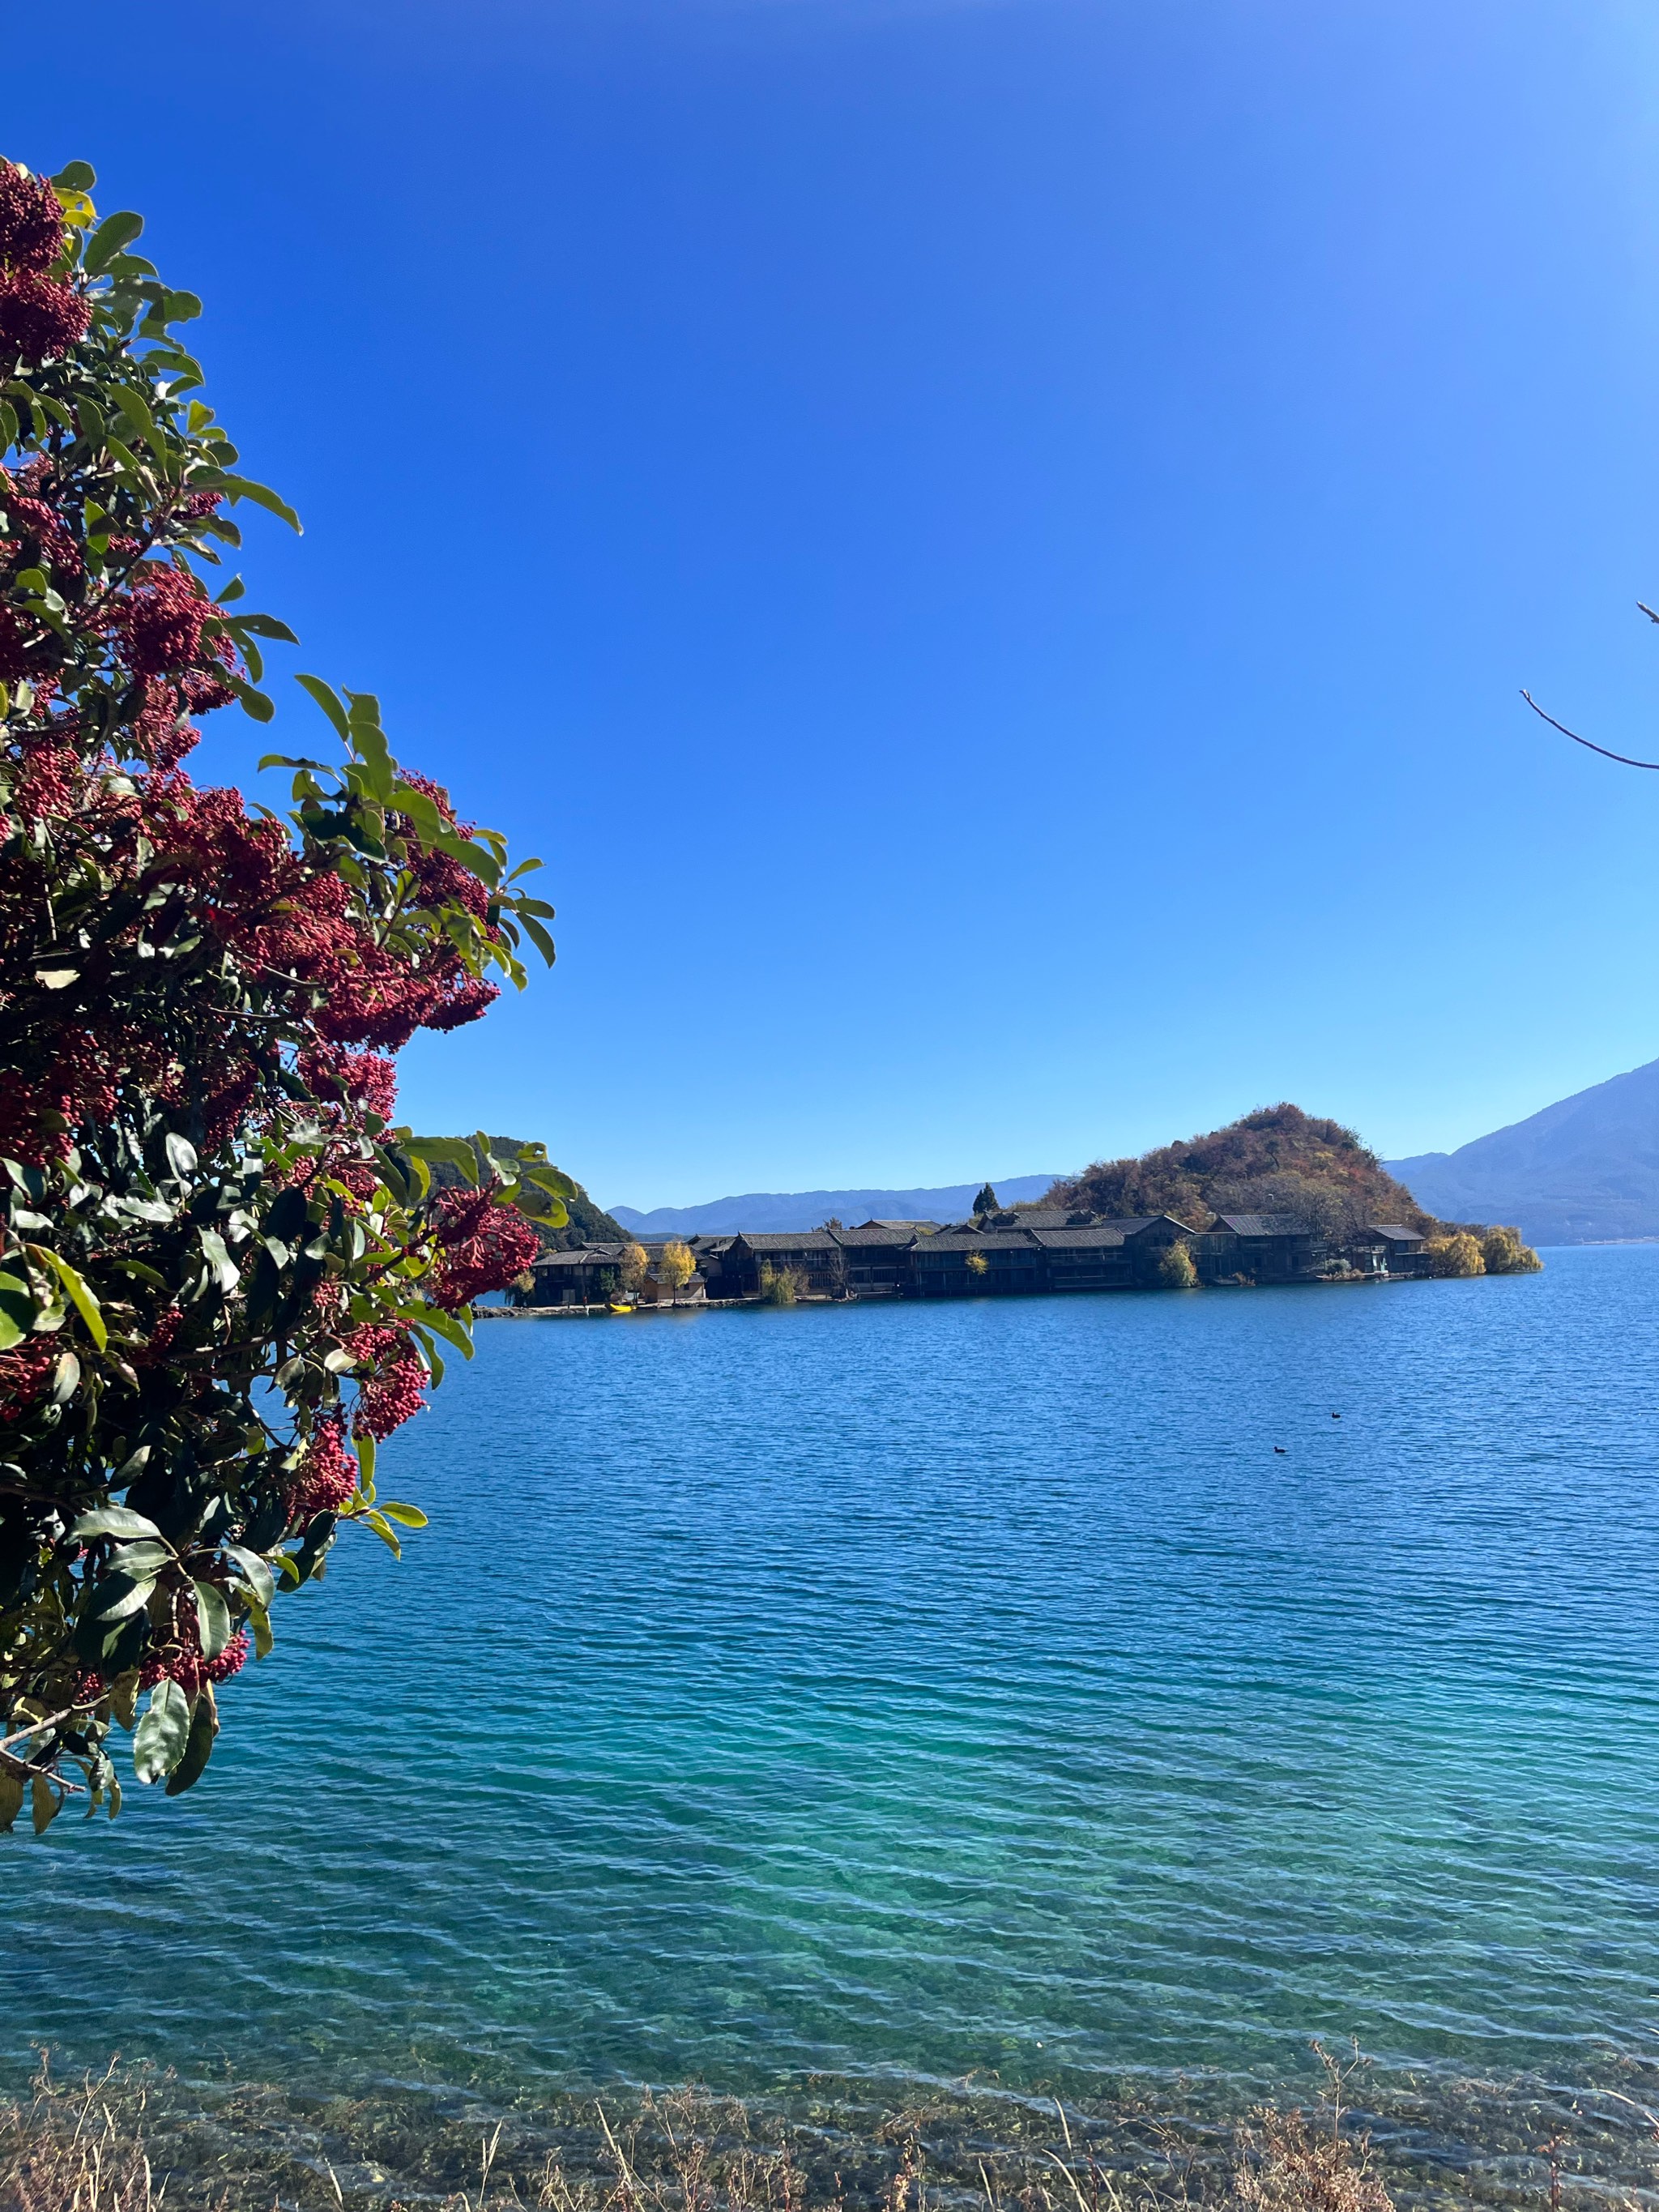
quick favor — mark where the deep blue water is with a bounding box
[5,1250,1659,2109]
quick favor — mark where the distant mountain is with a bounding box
[608,1176,1062,1237]
[1386,1058,1659,1245]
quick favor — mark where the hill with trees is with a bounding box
[1043,1104,1435,1243]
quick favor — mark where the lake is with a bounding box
[5,1249,1659,2142]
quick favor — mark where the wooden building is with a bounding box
[829,1223,918,1295]
[1197,1215,1320,1283]
[518,1243,633,1306]
[1030,1216,1195,1292]
[1363,1223,1428,1278]
[719,1231,844,1298]
[909,1228,1046,1297]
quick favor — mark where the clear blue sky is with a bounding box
[30,0,1659,1207]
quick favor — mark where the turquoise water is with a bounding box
[6,1250,1659,2112]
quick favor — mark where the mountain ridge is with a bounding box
[608,1176,1062,1237]
[1385,1057,1659,1245]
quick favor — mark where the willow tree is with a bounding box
[0,159,565,1827]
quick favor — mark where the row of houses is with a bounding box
[515,1209,1431,1309]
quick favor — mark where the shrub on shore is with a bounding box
[757,1264,804,1306]
[1426,1232,1486,1278]
[1155,1241,1199,1289]
[1481,1225,1543,1275]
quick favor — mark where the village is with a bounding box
[496,1206,1435,1313]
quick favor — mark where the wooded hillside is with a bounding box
[1044,1104,1433,1238]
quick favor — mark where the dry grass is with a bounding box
[9,2042,1657,2212]
[0,2060,170,2212]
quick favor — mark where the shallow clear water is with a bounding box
[6,1251,1659,2110]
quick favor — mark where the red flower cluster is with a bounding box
[430,1187,542,1309]
[347,1324,428,1440]
[116,565,211,677]
[140,1614,250,1697]
[296,1043,398,1122]
[0,1337,56,1421]
[0,166,86,365]
[290,1411,360,1518]
[0,164,66,271]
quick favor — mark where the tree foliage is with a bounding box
[0,159,565,1828]
[655,1240,695,1292]
[1154,1240,1198,1288]
[1480,1224,1542,1275]
[1426,1232,1485,1279]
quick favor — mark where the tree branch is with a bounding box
[1520,690,1659,770]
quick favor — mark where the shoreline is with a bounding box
[7,2048,1658,2212]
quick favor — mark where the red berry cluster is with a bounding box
[0,165,87,365]
[290,1411,360,1516]
[346,1325,429,1440]
[430,1187,542,1310]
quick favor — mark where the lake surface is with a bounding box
[6,1249,1659,2121]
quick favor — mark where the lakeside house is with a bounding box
[512,1206,1433,1309]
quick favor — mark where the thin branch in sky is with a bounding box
[1520,690,1659,771]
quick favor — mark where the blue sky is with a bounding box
[29,0,1659,1207]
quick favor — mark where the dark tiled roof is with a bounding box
[1210,1214,1309,1237]
[1004,1209,1073,1230]
[1031,1225,1137,1249]
[735,1232,839,1253]
[830,1225,915,1247]
[859,1219,941,1232]
[1367,1223,1421,1241]
[533,1243,628,1267]
[915,1230,1042,1253]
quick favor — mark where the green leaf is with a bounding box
[198,1228,239,1294]
[219,474,301,532]
[83,210,145,275]
[294,673,351,739]
[223,1543,275,1612]
[110,1672,141,1731]
[90,1574,156,1624]
[354,1430,376,1496]
[517,911,557,967]
[164,1684,218,1796]
[164,1131,198,1178]
[349,722,394,805]
[377,1500,428,1528]
[248,1603,274,1660]
[105,1540,173,1578]
[0,1767,23,1834]
[228,675,276,724]
[403,1136,480,1184]
[399,1300,474,1359]
[71,1504,163,1544]
[53,160,97,193]
[0,1270,30,1352]
[233,613,299,643]
[23,1247,107,1352]
[132,1680,191,1783]
[109,383,159,451]
[193,1579,232,1659]
[360,1509,402,1559]
[31,1774,61,1835]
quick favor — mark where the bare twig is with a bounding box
[1521,690,1659,769]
